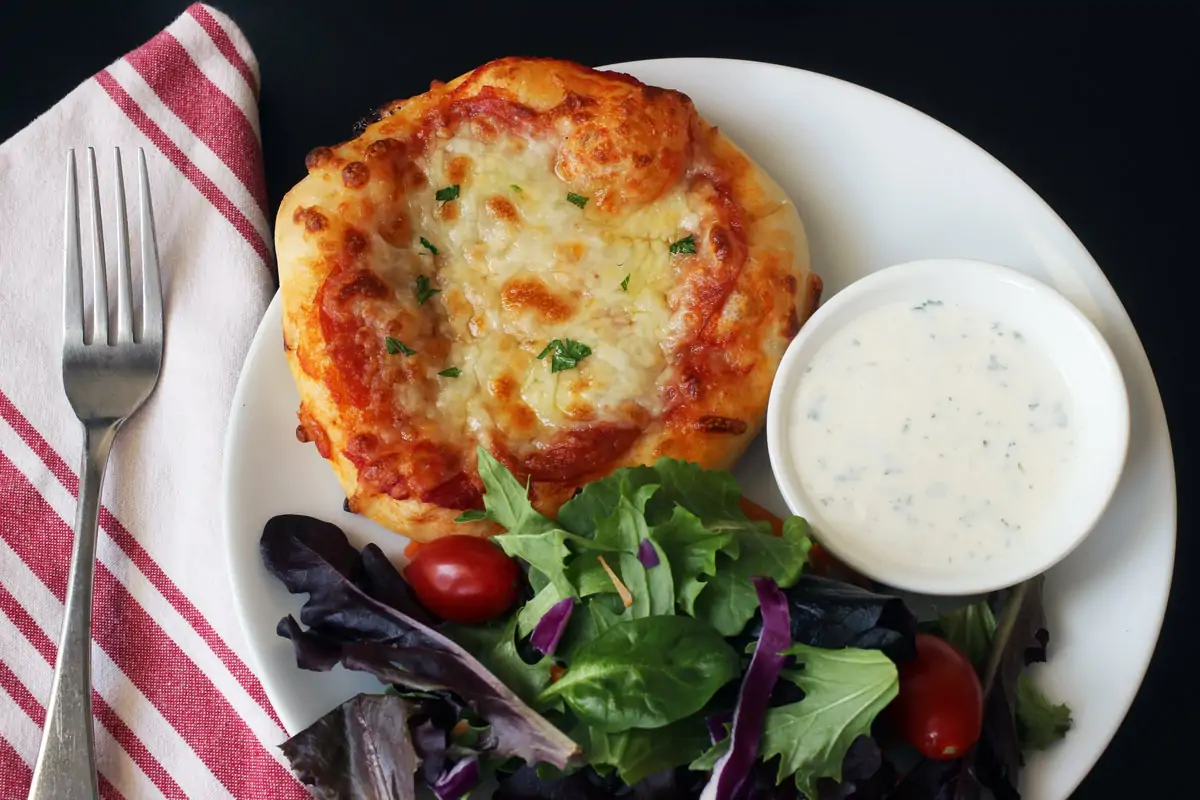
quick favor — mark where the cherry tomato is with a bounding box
[806,542,839,577]
[403,535,523,624]
[887,633,984,760]
[739,497,785,536]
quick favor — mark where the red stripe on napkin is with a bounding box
[102,775,124,799]
[0,737,33,799]
[0,662,125,800]
[188,3,259,99]
[125,29,268,215]
[93,70,273,267]
[0,389,283,730]
[0,454,306,800]
[0,664,49,758]
[0,584,190,800]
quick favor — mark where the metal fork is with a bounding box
[27,147,163,800]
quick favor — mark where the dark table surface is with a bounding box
[1,1,1194,797]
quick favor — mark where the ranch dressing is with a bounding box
[789,299,1076,568]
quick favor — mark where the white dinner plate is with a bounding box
[222,58,1177,799]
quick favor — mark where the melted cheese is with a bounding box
[379,131,694,446]
[279,57,815,537]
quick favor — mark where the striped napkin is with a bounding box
[0,4,309,798]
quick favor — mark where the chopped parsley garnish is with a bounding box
[669,235,696,255]
[510,184,523,193]
[415,274,441,305]
[435,184,460,203]
[385,337,416,356]
[438,367,462,378]
[537,338,592,373]
[419,236,439,255]
[621,274,631,292]
[566,192,589,209]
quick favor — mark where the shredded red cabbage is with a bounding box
[637,538,661,568]
[700,577,791,800]
[432,755,479,800]
[530,596,575,656]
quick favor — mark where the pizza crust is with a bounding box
[276,57,820,541]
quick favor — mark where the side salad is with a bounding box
[260,447,1072,799]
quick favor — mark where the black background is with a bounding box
[0,2,1194,797]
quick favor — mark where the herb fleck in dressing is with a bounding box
[790,300,1075,566]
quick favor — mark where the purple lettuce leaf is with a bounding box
[980,578,1048,787]
[886,757,969,800]
[412,718,451,786]
[279,692,420,800]
[261,514,436,626]
[960,577,1048,800]
[495,765,625,799]
[262,514,581,770]
[811,736,889,800]
[495,764,716,799]
[756,575,916,663]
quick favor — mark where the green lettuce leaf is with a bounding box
[484,455,799,631]
[617,551,651,619]
[495,529,576,598]
[937,594,1072,752]
[591,486,657,551]
[644,459,745,525]
[560,595,624,660]
[450,615,554,708]
[556,457,760,533]
[517,583,564,638]
[939,601,995,669]
[1016,673,1073,750]
[566,557,618,597]
[473,446,557,536]
[687,569,751,637]
[471,446,579,597]
[689,735,728,772]
[470,448,578,597]
[592,492,654,619]
[572,489,675,619]
[761,644,898,797]
[648,505,732,614]
[642,538,675,617]
[539,616,739,733]
[576,715,711,786]
[557,466,659,536]
[690,517,812,636]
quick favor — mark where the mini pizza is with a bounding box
[277,57,820,541]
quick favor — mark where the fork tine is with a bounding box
[113,148,135,344]
[63,150,84,345]
[138,148,163,345]
[86,147,110,345]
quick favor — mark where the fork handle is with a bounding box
[28,421,117,800]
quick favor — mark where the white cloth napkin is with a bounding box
[0,4,309,797]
